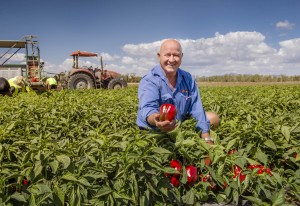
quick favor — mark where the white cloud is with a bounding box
[122,40,162,56]
[179,32,276,64]
[276,20,295,30]
[99,52,120,61]
[122,56,136,64]
[278,38,300,63]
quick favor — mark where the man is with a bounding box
[8,76,26,95]
[45,77,57,90]
[136,39,219,144]
[0,77,12,96]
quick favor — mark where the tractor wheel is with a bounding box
[68,73,95,89]
[107,78,127,89]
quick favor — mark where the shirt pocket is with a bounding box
[178,93,192,119]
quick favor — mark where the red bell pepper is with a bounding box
[228,149,236,155]
[159,103,176,121]
[248,165,272,176]
[22,177,29,186]
[233,165,246,182]
[166,159,182,187]
[223,181,227,189]
[170,159,182,178]
[204,157,211,166]
[265,168,272,175]
[186,165,198,183]
[170,159,182,171]
[199,173,217,190]
[289,147,297,159]
[247,164,261,170]
[170,176,179,187]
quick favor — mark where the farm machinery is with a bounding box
[0,35,127,91]
[0,35,45,90]
[65,51,127,89]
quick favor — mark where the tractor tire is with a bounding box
[107,78,127,89]
[67,73,95,89]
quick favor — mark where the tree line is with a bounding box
[122,73,300,83]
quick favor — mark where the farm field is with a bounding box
[0,85,299,205]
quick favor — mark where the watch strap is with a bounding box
[204,136,214,142]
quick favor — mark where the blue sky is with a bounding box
[1,0,300,76]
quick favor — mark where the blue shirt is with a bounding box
[136,65,210,133]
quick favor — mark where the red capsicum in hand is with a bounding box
[159,104,176,121]
[233,165,246,182]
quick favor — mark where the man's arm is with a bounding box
[146,113,159,126]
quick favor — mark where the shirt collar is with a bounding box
[152,65,183,86]
[152,65,165,78]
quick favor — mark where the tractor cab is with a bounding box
[66,50,127,89]
[71,50,97,69]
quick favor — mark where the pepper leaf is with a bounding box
[263,139,277,151]
[255,150,268,165]
[152,147,172,154]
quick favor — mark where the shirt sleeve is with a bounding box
[189,80,210,133]
[138,77,160,124]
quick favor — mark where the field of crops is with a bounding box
[0,85,299,206]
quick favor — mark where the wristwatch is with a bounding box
[204,136,214,142]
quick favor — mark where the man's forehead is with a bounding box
[160,46,182,54]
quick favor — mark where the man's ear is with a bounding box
[157,52,160,58]
[181,53,183,57]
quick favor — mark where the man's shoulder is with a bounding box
[141,66,162,82]
[178,68,193,79]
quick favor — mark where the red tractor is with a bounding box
[66,50,127,89]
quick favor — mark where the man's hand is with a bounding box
[157,119,176,132]
[147,113,176,132]
[201,132,213,165]
[201,132,214,144]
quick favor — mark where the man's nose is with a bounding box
[168,55,175,62]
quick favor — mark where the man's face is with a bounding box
[157,40,183,74]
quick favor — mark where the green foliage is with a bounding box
[196,74,300,82]
[0,85,299,205]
